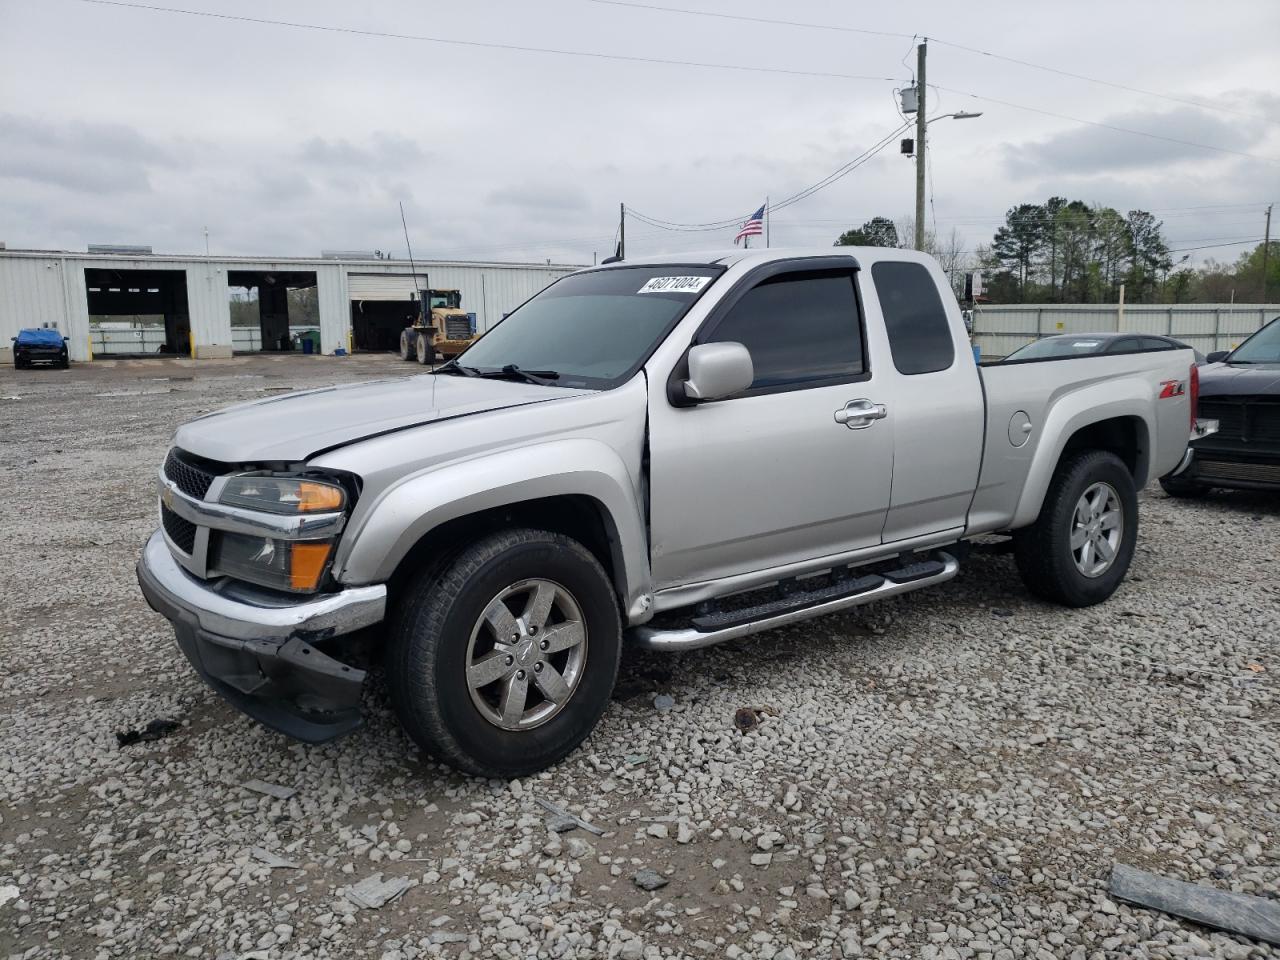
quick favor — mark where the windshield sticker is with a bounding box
[1072,341,1101,347]
[637,275,712,295]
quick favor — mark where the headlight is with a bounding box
[212,532,334,593]
[220,475,345,514]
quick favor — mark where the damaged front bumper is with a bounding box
[136,530,386,742]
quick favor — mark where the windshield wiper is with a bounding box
[435,360,480,377]
[478,364,560,386]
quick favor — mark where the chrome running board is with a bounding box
[629,551,959,652]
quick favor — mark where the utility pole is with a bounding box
[1263,203,1273,303]
[914,40,927,252]
[619,203,626,260]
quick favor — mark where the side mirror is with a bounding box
[682,342,754,402]
[1206,350,1229,364]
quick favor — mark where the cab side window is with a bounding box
[872,261,955,375]
[704,270,864,392]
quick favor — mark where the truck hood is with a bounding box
[1198,361,1280,398]
[174,374,590,464]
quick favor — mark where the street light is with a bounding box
[912,93,984,249]
[928,110,983,125]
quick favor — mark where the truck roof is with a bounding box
[596,246,938,270]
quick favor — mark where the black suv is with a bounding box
[1162,316,1280,495]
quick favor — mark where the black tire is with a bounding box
[1159,474,1209,498]
[387,528,621,778]
[398,329,416,361]
[60,353,70,369]
[415,333,436,365]
[1013,450,1138,608]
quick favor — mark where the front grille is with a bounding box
[163,448,219,499]
[1254,404,1280,444]
[1195,460,1280,483]
[444,317,472,340]
[161,504,197,554]
[1197,398,1280,446]
[1199,400,1246,441]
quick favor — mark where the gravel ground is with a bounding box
[1,355,1277,960]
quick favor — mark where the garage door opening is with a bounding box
[85,268,190,357]
[228,271,319,353]
[349,273,426,353]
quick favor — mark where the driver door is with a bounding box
[646,263,894,590]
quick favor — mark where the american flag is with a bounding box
[734,204,766,245]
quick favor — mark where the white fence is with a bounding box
[90,327,169,355]
[231,326,320,352]
[972,304,1279,359]
[89,325,321,355]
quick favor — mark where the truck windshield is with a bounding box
[453,265,722,388]
[1004,337,1105,361]
[1227,317,1280,363]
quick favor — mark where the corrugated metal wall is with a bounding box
[0,256,88,359]
[1,252,578,361]
[973,303,1280,358]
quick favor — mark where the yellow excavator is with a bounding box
[398,289,476,365]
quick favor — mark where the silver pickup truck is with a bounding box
[137,248,1201,777]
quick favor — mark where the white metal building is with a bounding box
[0,248,580,362]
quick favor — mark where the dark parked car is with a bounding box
[1161,316,1280,496]
[12,328,70,369]
[1004,332,1207,364]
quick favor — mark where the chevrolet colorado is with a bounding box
[137,248,1199,777]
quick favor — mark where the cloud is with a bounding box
[486,181,590,214]
[299,133,429,170]
[1003,107,1269,177]
[0,114,175,193]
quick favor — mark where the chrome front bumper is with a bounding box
[1168,418,1221,477]
[136,530,387,742]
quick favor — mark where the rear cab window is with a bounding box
[871,261,955,375]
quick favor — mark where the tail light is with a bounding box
[1189,362,1199,430]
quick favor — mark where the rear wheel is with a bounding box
[1013,450,1138,607]
[1159,474,1209,498]
[415,333,436,365]
[387,528,621,778]
[399,328,416,361]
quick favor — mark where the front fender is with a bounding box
[1011,385,1154,529]
[331,438,652,618]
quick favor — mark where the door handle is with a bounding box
[834,398,888,429]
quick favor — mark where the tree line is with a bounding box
[835,201,1277,304]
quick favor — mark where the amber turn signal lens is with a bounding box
[297,482,345,512]
[289,542,333,591]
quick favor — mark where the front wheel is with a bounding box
[1013,450,1138,607]
[415,333,436,365]
[387,528,621,778]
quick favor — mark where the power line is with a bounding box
[930,85,1278,164]
[626,120,912,232]
[925,37,1279,126]
[588,0,1280,126]
[587,0,915,40]
[70,0,898,83]
[1168,238,1263,253]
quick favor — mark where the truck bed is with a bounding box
[968,349,1196,534]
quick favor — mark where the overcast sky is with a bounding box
[2,0,1277,268]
